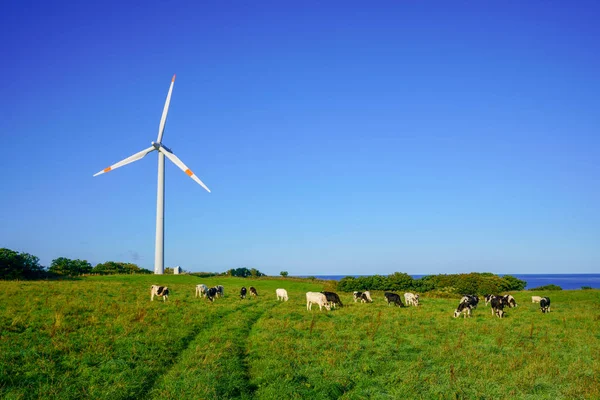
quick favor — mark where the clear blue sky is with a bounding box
[1,1,599,275]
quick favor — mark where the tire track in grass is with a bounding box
[130,300,256,399]
[147,300,276,399]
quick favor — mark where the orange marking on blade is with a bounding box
[185,169,193,177]
[104,167,112,173]
[172,74,176,82]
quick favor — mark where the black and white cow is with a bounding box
[484,294,494,306]
[540,297,551,313]
[240,286,247,299]
[249,287,258,297]
[460,295,479,309]
[503,294,517,308]
[453,300,473,318]
[490,295,507,318]
[321,291,343,308]
[206,287,218,302]
[353,291,372,303]
[151,285,169,301]
[195,284,208,298]
[384,292,405,307]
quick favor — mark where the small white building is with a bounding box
[174,266,182,275]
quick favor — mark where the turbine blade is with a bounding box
[93,146,156,176]
[156,74,176,143]
[159,147,211,192]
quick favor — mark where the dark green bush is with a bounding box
[529,284,563,291]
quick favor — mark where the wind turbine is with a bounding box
[93,75,210,274]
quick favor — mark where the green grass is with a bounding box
[0,275,598,399]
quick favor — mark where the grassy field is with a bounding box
[0,275,599,399]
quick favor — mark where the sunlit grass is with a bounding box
[0,277,598,399]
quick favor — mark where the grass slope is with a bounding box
[0,275,598,399]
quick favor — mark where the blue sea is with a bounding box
[297,274,600,290]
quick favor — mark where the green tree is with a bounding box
[0,248,45,279]
[280,271,289,277]
[250,268,265,277]
[500,275,527,291]
[49,257,91,276]
[387,272,414,291]
[93,261,151,275]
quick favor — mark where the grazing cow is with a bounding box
[503,294,517,308]
[459,295,479,310]
[321,291,343,309]
[453,300,473,318]
[306,292,331,311]
[460,295,479,309]
[404,292,420,307]
[353,291,372,303]
[384,292,405,307]
[151,285,169,302]
[490,295,507,318]
[540,297,551,313]
[240,287,247,299]
[195,284,208,298]
[484,294,494,306]
[206,287,218,302]
[276,288,288,301]
[531,296,543,303]
[215,285,224,298]
[250,287,258,297]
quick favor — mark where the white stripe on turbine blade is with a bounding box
[93,146,156,176]
[158,146,211,193]
[156,74,176,144]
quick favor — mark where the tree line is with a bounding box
[336,272,526,294]
[1,248,152,279]
[1,247,268,280]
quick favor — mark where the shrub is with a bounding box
[529,284,563,291]
[581,286,593,290]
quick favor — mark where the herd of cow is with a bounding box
[453,294,552,318]
[150,284,551,318]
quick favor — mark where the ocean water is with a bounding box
[296,274,600,290]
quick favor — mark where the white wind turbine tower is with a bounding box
[94,75,210,274]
